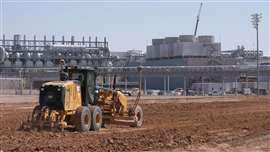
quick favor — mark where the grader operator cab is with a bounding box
[31,66,143,131]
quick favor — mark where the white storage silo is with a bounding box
[152,39,164,45]
[13,53,20,58]
[179,35,195,42]
[146,46,153,59]
[39,53,45,59]
[14,60,23,67]
[164,37,178,44]
[35,60,43,67]
[25,60,34,67]
[198,35,214,43]
[87,61,93,66]
[69,60,77,65]
[163,37,178,58]
[160,44,169,58]
[191,43,203,56]
[152,45,161,59]
[4,60,12,67]
[79,60,87,66]
[101,61,108,67]
[108,61,113,66]
[0,46,6,63]
[5,52,9,58]
[151,45,160,59]
[166,44,176,58]
[31,53,40,59]
[182,42,194,56]
[22,52,31,59]
[173,42,183,57]
[45,61,54,67]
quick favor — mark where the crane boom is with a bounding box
[194,2,203,37]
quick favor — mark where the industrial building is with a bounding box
[0,34,110,68]
[146,35,221,63]
[0,34,270,95]
[109,35,268,95]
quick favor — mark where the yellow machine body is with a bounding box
[115,90,128,113]
[27,66,144,132]
[42,80,82,111]
[31,80,83,130]
[97,89,128,114]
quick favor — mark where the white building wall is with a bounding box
[167,43,174,58]
[160,44,169,58]
[173,42,183,57]
[146,35,221,59]
[152,45,160,59]
[146,46,153,59]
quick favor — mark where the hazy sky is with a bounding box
[0,0,269,56]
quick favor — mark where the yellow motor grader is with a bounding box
[30,66,143,131]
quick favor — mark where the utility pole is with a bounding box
[251,13,262,96]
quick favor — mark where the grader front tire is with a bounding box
[74,106,91,132]
[90,106,103,131]
[31,105,41,124]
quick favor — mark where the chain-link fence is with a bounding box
[0,75,38,95]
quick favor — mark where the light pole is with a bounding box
[251,13,262,96]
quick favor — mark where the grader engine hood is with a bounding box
[39,81,82,111]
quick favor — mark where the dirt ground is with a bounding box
[0,96,270,152]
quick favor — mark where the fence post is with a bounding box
[29,79,32,95]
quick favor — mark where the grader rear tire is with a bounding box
[74,106,91,132]
[90,106,103,131]
[131,105,144,127]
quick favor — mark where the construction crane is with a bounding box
[194,2,203,37]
